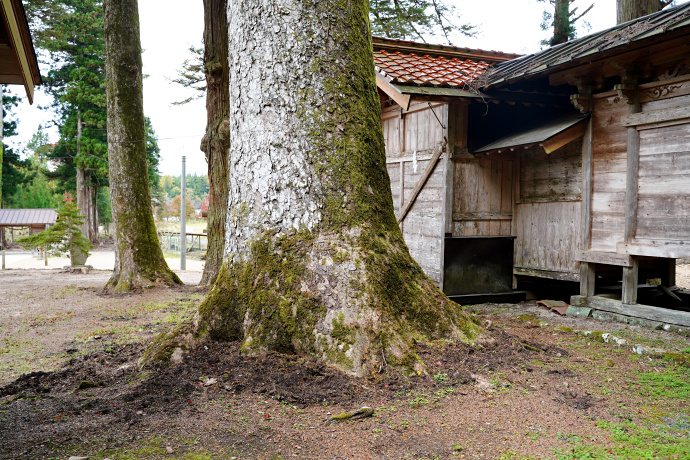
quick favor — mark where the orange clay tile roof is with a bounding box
[373,37,521,89]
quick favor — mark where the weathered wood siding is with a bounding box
[635,91,690,242]
[514,142,582,274]
[589,96,628,252]
[382,100,447,284]
[452,155,514,236]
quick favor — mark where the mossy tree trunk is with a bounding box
[197,0,481,377]
[617,0,667,23]
[103,0,181,292]
[199,0,229,286]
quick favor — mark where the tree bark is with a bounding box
[617,0,663,24]
[199,0,229,286]
[551,0,571,45]
[196,0,481,377]
[103,0,181,292]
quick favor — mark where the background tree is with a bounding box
[369,0,476,44]
[5,128,61,208]
[539,0,593,46]
[168,194,194,220]
[1,87,30,208]
[190,0,481,376]
[617,0,673,23]
[103,0,180,291]
[32,0,108,243]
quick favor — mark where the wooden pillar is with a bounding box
[580,263,595,297]
[622,258,639,304]
[622,89,640,304]
[579,117,595,297]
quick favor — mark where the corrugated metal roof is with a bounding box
[0,209,57,226]
[474,113,588,153]
[373,37,521,91]
[486,2,690,87]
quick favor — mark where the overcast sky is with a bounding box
[9,0,681,176]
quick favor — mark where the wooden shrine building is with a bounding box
[482,3,690,325]
[374,3,690,325]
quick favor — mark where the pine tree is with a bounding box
[17,199,94,266]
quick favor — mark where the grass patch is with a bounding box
[635,368,690,400]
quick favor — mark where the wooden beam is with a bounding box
[617,241,690,259]
[513,267,580,282]
[582,296,690,327]
[621,105,690,127]
[575,250,632,267]
[376,71,410,111]
[542,121,586,154]
[452,212,513,221]
[396,140,447,224]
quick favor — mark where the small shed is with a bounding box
[482,3,690,326]
[0,209,57,248]
[374,37,525,301]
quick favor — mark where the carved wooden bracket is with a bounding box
[569,77,594,113]
[570,93,591,113]
[614,82,636,104]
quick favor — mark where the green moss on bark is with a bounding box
[198,231,326,355]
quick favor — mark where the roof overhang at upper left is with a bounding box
[0,0,42,104]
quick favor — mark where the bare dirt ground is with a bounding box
[1,266,689,460]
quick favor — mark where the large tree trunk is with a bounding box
[199,0,229,286]
[617,0,664,24]
[196,0,481,377]
[103,0,181,292]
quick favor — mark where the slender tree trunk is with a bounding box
[195,0,481,377]
[551,0,571,45]
[75,112,91,241]
[199,0,229,286]
[103,0,181,291]
[617,0,663,24]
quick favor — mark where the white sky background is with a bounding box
[9,0,684,176]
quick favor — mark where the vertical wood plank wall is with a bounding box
[636,93,690,242]
[590,96,628,252]
[452,156,514,236]
[514,141,582,274]
[382,100,447,284]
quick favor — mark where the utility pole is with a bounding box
[180,156,186,270]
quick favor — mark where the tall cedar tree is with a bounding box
[184,0,481,377]
[617,0,673,23]
[199,0,229,286]
[29,0,107,243]
[103,0,181,291]
[539,0,593,46]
